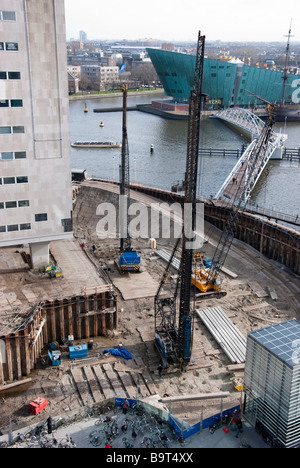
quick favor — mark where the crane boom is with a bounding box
[194,106,277,292]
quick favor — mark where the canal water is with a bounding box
[69,94,300,215]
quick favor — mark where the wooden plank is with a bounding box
[0,378,32,392]
[158,392,230,403]
[134,357,157,396]
[70,368,90,405]
[42,379,64,399]
[242,302,270,312]
[117,371,136,399]
[102,363,126,398]
[60,374,75,396]
[93,365,115,400]
[83,366,103,402]
[248,281,269,298]
[129,369,150,398]
[268,287,278,301]
[220,266,238,279]
[227,364,245,372]
[114,362,142,374]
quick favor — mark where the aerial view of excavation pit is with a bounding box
[0,180,299,436]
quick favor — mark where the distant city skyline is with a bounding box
[64,0,300,43]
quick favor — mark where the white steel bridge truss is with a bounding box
[213,108,287,204]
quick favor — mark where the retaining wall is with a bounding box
[0,291,117,385]
[125,182,300,275]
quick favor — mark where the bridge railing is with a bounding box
[215,137,278,204]
[246,201,300,227]
[212,108,266,138]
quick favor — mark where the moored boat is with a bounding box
[71,141,122,148]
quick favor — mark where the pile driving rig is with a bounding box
[154,32,206,367]
[154,33,277,368]
[118,84,141,272]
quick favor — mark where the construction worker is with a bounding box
[157,363,163,378]
[232,409,243,437]
[47,416,53,435]
[236,418,243,438]
[232,409,240,425]
[122,398,128,414]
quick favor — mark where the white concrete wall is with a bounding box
[0,0,73,254]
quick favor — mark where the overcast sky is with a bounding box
[64,0,300,43]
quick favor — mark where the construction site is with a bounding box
[0,33,300,448]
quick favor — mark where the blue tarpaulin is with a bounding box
[104,347,132,360]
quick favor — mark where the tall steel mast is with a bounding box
[281,20,294,106]
[177,32,205,364]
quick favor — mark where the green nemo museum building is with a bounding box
[147,48,297,109]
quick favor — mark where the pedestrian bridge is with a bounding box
[212,108,288,204]
[212,108,266,140]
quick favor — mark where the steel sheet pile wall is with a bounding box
[204,205,300,275]
[244,320,300,448]
[121,182,300,274]
[0,291,117,385]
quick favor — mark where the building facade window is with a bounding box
[20,223,31,231]
[16,176,28,184]
[0,99,22,107]
[15,151,26,159]
[0,200,30,209]
[35,213,48,222]
[0,126,25,134]
[5,201,17,209]
[3,177,15,185]
[0,71,21,80]
[1,151,26,160]
[11,99,23,107]
[18,200,30,207]
[0,176,28,185]
[8,71,21,79]
[13,126,25,134]
[7,224,19,232]
[5,42,19,51]
[0,126,12,134]
[0,152,13,160]
[0,11,16,21]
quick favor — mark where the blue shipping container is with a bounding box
[69,344,88,359]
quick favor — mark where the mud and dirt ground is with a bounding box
[0,210,299,435]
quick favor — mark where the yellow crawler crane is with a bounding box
[191,253,221,293]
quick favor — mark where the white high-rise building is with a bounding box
[0,0,73,267]
[79,30,87,42]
